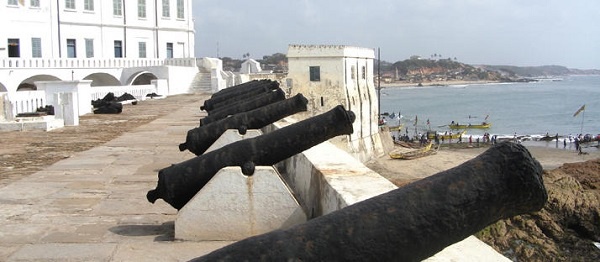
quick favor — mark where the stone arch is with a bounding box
[19,74,62,91]
[127,71,158,85]
[83,73,121,87]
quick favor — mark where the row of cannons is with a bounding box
[146,79,549,261]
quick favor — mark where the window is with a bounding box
[166,42,173,58]
[138,0,146,18]
[162,0,170,17]
[139,42,146,58]
[177,0,184,19]
[30,0,40,7]
[351,65,356,80]
[85,38,94,58]
[7,0,17,6]
[66,39,76,58]
[113,0,122,15]
[361,66,366,79]
[65,0,75,9]
[114,40,123,58]
[84,0,94,11]
[31,38,41,58]
[8,39,20,58]
[309,66,320,82]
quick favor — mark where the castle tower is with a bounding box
[286,44,384,161]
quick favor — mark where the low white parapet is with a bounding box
[0,116,63,131]
[175,166,307,241]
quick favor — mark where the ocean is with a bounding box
[379,75,600,145]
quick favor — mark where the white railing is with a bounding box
[90,85,157,101]
[164,58,198,67]
[9,90,46,117]
[1,57,198,69]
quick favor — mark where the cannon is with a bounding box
[200,80,279,112]
[147,105,356,210]
[200,87,286,126]
[179,93,309,156]
[189,142,548,262]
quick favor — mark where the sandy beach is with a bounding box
[367,142,600,187]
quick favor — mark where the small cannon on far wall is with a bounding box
[179,93,309,156]
[199,87,286,126]
[147,105,356,210]
[189,142,548,262]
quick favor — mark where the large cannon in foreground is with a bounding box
[200,80,279,112]
[147,105,356,210]
[199,87,286,126]
[189,142,548,262]
[179,93,309,156]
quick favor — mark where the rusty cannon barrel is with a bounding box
[147,105,356,210]
[200,80,279,112]
[189,142,548,262]
[179,93,309,156]
[200,87,286,126]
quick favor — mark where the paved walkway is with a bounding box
[0,94,235,261]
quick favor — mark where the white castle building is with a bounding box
[0,0,228,127]
[286,44,386,161]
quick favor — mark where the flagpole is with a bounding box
[580,110,584,135]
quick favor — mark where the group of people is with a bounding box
[567,133,596,154]
[391,131,501,147]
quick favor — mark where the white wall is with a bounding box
[0,0,194,59]
[0,1,53,59]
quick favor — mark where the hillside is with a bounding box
[385,58,510,83]
[480,65,600,77]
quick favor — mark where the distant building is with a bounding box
[286,44,385,161]
[240,59,263,74]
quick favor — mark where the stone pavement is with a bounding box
[0,94,235,261]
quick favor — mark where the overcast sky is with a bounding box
[193,0,600,69]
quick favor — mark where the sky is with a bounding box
[193,0,600,69]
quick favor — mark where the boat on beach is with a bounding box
[387,123,404,131]
[448,122,491,129]
[427,130,466,140]
[389,142,437,160]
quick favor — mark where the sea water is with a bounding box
[379,75,600,143]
